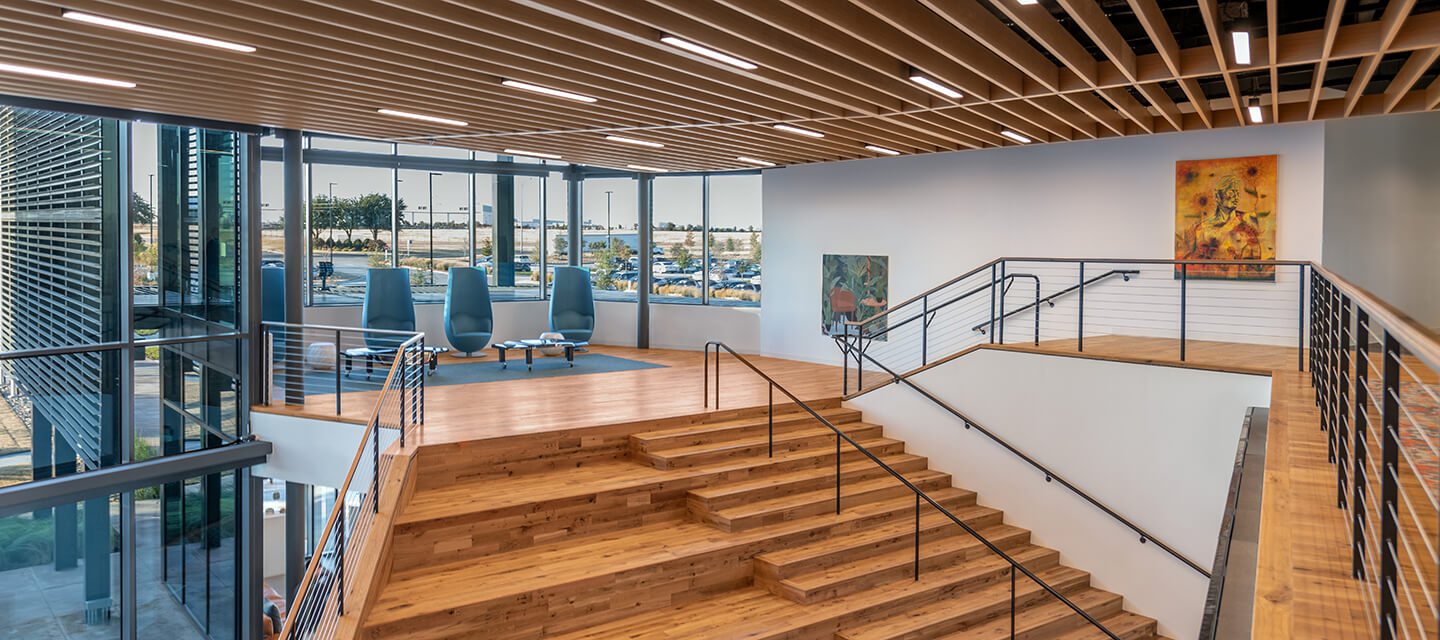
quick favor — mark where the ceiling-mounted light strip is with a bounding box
[908,73,963,100]
[1247,97,1263,124]
[605,135,665,148]
[1000,130,1032,144]
[627,164,669,172]
[503,148,562,159]
[377,109,467,127]
[1017,0,1040,5]
[501,79,598,103]
[865,144,900,156]
[0,61,134,88]
[1231,30,1252,65]
[660,35,758,71]
[62,10,256,53]
[736,156,775,167]
[773,123,824,138]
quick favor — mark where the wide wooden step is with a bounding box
[755,504,1006,582]
[934,587,1127,640]
[637,423,887,469]
[776,523,1033,604]
[630,407,864,454]
[544,546,1066,640]
[688,453,929,513]
[1050,611,1161,639]
[835,565,1092,640]
[703,468,959,532]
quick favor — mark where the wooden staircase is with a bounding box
[357,399,1167,640]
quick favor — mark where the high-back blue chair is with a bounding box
[549,266,594,344]
[362,267,415,350]
[445,267,493,356]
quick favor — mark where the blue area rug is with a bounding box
[303,352,666,394]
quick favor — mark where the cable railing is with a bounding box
[1309,264,1439,640]
[703,341,1124,640]
[269,327,427,640]
[260,321,431,417]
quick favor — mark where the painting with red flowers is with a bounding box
[1174,154,1277,280]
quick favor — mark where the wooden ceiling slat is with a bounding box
[882,112,988,149]
[986,0,1103,87]
[1309,0,1350,120]
[1195,0,1247,125]
[1177,77,1215,129]
[964,103,1051,143]
[990,99,1077,141]
[1055,0,1139,83]
[1384,49,1439,113]
[1059,91,1128,136]
[909,0,1062,92]
[1025,94,1100,139]
[1268,0,1281,123]
[1135,83,1183,131]
[1097,87,1155,134]
[1127,0,1180,77]
[1345,0,1418,117]
[1342,55,1384,117]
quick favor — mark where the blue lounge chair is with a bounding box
[444,267,493,357]
[345,267,444,376]
[549,266,594,345]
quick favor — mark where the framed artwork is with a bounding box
[822,254,889,339]
[1174,154,1277,280]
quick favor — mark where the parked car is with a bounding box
[716,279,758,291]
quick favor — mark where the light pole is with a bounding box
[147,173,155,248]
[429,172,441,284]
[604,189,613,253]
[327,182,337,262]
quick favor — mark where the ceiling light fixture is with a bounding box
[659,35,758,71]
[1017,0,1040,5]
[1247,97,1263,124]
[377,109,467,127]
[908,73,964,99]
[1000,130,1032,144]
[0,61,134,88]
[865,144,901,156]
[1231,30,1252,65]
[605,135,665,148]
[736,156,776,167]
[627,164,669,172]
[501,79,598,103]
[62,10,256,53]
[773,123,824,138]
[503,148,562,159]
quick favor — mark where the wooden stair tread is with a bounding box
[648,423,884,459]
[755,504,1002,572]
[1049,611,1160,639]
[689,453,927,501]
[783,524,1032,591]
[835,565,1090,640]
[630,407,862,445]
[544,546,1064,640]
[712,469,954,521]
[933,587,1126,639]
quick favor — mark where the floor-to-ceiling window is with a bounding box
[651,176,704,304]
[581,177,639,302]
[706,174,762,307]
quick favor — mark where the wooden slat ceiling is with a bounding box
[1,0,1438,171]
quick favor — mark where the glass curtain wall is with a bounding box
[706,174,762,307]
[0,106,254,640]
[307,165,395,306]
[581,177,638,301]
[651,177,704,303]
[397,169,468,303]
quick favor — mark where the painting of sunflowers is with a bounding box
[822,254,889,339]
[1174,154,1277,280]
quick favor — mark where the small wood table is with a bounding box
[493,339,576,370]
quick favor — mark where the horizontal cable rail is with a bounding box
[703,341,1123,640]
[835,341,1211,578]
[275,327,426,640]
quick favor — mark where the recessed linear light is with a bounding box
[62,10,256,53]
[627,164,669,173]
[660,36,758,71]
[501,79,597,103]
[605,135,665,148]
[1017,0,1039,5]
[503,148,562,159]
[377,109,467,127]
[736,156,775,167]
[1231,30,1252,65]
[908,74,963,100]
[1000,130,1032,144]
[1247,97,1263,124]
[865,144,900,156]
[773,123,824,138]
[0,61,134,88]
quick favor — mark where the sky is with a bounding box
[131,125,762,230]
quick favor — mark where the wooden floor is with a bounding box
[1015,336,1373,640]
[253,345,845,445]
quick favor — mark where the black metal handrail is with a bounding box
[702,341,1122,640]
[970,269,1139,334]
[834,341,1212,578]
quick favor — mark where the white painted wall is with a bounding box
[251,411,397,490]
[761,123,1327,364]
[848,348,1271,638]
[304,299,760,353]
[1323,110,1440,329]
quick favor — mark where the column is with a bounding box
[496,175,516,287]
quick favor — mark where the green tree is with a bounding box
[552,234,568,257]
[749,231,761,262]
[309,195,340,245]
[725,237,737,253]
[684,229,696,250]
[708,233,717,253]
[479,236,494,257]
[131,192,155,225]
[672,244,692,272]
[351,193,404,242]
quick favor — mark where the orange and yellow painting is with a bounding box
[1174,154,1277,280]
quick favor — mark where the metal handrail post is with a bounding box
[1180,263,1188,361]
[335,329,343,415]
[1378,331,1399,640]
[1077,261,1085,352]
[1352,308,1369,578]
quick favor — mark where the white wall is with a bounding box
[251,411,397,490]
[849,348,1271,638]
[304,299,760,353]
[761,123,1326,364]
[1323,110,1440,329]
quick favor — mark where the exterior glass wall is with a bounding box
[581,177,638,302]
[706,174,762,307]
[651,177,704,303]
